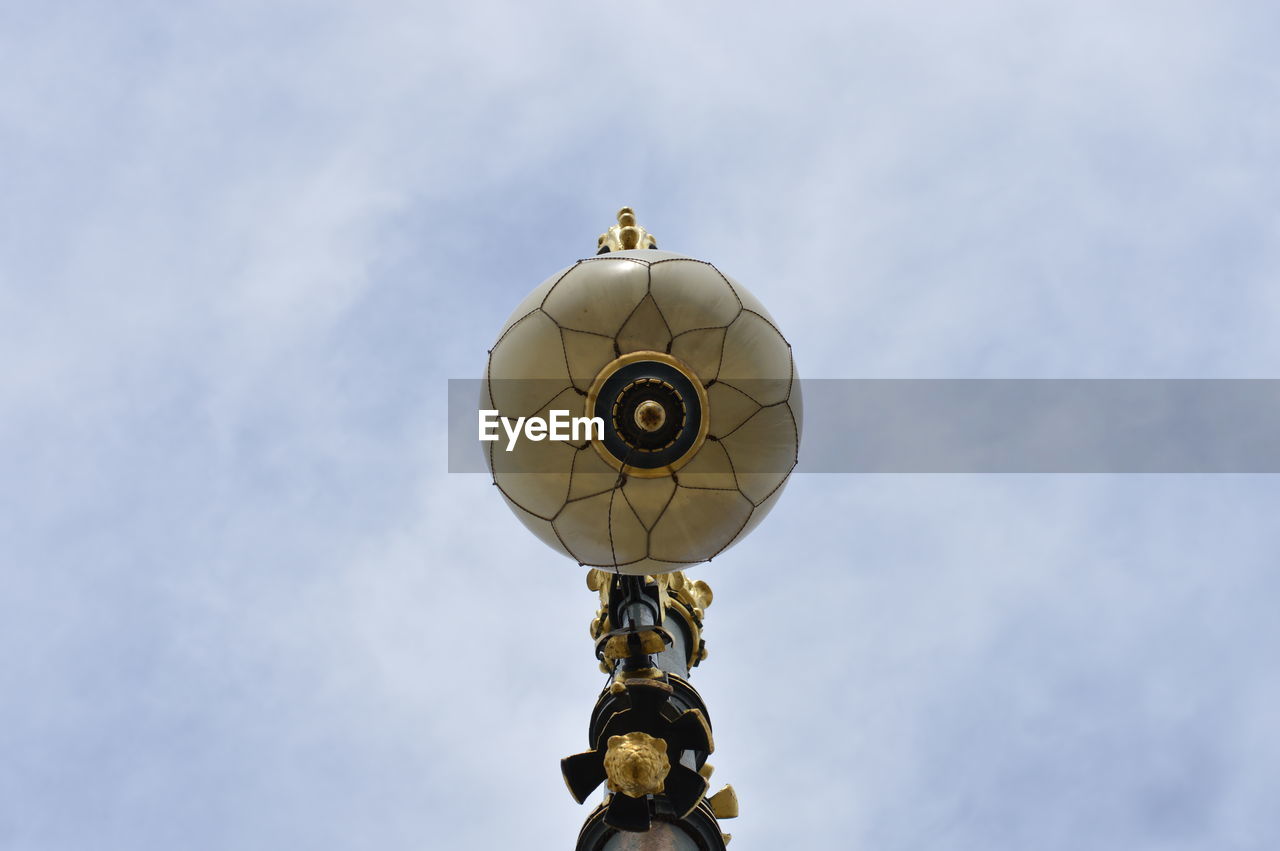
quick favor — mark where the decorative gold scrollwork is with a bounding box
[587,570,713,670]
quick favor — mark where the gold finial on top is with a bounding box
[597,207,658,254]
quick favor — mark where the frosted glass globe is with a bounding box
[484,250,800,575]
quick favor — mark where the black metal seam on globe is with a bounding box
[593,360,703,470]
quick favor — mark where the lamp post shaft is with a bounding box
[566,571,736,850]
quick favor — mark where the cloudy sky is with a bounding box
[3,1,1279,849]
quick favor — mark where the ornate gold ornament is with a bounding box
[707,785,739,819]
[597,207,658,253]
[602,630,668,662]
[659,571,713,618]
[657,571,713,669]
[588,571,714,670]
[608,667,664,694]
[603,731,671,798]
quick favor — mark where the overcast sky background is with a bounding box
[3,2,1279,849]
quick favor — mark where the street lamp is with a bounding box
[483,209,801,847]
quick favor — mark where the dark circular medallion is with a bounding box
[612,377,685,452]
[585,352,708,477]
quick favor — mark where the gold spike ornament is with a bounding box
[597,207,658,252]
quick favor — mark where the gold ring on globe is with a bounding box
[583,350,710,480]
